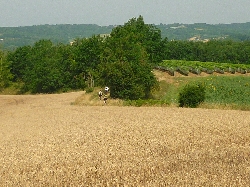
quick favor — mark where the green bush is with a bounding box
[178,83,205,108]
[85,87,94,93]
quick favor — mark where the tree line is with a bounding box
[164,40,250,64]
[1,16,250,99]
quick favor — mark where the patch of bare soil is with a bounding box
[1,92,250,186]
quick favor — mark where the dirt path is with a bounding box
[1,92,250,186]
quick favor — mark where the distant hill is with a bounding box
[1,22,250,50]
[158,22,250,42]
[0,24,114,50]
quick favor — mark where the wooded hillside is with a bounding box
[1,22,250,50]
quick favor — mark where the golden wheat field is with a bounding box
[0,91,250,186]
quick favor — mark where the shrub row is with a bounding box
[155,65,250,76]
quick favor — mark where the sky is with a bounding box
[1,0,250,27]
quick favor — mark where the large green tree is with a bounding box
[8,40,86,93]
[97,16,159,100]
[7,45,32,81]
[0,50,13,90]
[73,36,103,71]
[72,36,104,87]
[107,15,167,64]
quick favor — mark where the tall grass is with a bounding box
[157,75,250,110]
[204,76,250,105]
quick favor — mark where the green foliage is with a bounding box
[4,16,250,99]
[159,60,250,76]
[163,40,250,64]
[0,24,114,50]
[107,15,167,64]
[98,60,158,100]
[0,51,13,90]
[73,36,103,71]
[7,45,32,81]
[178,83,206,108]
[8,40,87,93]
[97,16,159,100]
[204,76,250,105]
[2,22,250,50]
[155,75,250,110]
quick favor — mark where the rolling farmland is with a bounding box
[0,91,250,186]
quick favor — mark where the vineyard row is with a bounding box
[156,60,250,76]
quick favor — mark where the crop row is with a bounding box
[156,60,250,76]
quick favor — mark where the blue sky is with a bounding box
[1,0,250,27]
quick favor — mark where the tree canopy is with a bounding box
[0,50,13,90]
[2,16,250,98]
[97,16,161,99]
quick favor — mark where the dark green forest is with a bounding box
[1,16,250,100]
[0,24,114,50]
